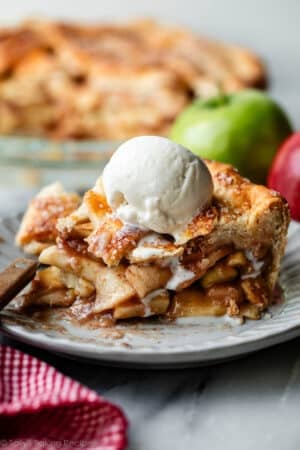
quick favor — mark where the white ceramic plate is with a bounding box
[0,215,300,368]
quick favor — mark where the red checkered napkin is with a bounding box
[0,346,128,450]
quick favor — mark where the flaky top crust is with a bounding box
[0,19,266,139]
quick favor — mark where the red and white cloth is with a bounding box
[0,346,128,450]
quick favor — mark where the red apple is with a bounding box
[268,132,300,221]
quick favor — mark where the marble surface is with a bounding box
[1,333,300,450]
[1,191,300,450]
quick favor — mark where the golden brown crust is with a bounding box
[0,19,266,139]
[15,183,81,251]
[204,160,290,291]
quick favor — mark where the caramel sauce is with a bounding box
[85,190,111,216]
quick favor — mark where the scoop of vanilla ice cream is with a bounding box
[102,136,213,235]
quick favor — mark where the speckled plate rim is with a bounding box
[1,314,300,367]
[0,216,300,367]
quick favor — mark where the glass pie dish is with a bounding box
[0,136,120,190]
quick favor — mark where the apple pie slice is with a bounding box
[16,159,289,323]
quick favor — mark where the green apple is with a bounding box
[170,89,292,183]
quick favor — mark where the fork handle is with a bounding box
[0,258,38,310]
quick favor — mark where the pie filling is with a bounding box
[25,243,271,322]
[15,160,290,324]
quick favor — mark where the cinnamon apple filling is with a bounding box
[19,242,271,321]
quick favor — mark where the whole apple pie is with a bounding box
[0,19,266,139]
[16,138,289,323]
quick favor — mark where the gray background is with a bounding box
[1,0,299,126]
[1,2,300,449]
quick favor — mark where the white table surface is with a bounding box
[1,2,300,448]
